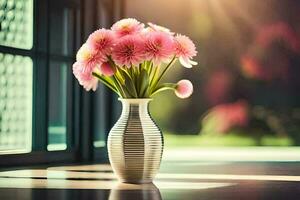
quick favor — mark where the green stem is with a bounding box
[130,67,139,96]
[112,75,127,97]
[136,65,141,94]
[153,56,176,88]
[149,65,159,87]
[150,83,176,97]
[147,62,153,74]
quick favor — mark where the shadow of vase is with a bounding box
[108,183,162,200]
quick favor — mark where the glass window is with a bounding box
[0,53,32,153]
[0,0,33,154]
[47,61,68,151]
[0,0,33,49]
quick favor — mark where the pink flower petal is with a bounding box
[174,34,197,68]
[143,31,174,65]
[86,28,115,55]
[111,18,144,38]
[179,57,193,68]
[147,22,174,35]
[73,62,98,91]
[76,43,104,70]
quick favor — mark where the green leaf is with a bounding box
[123,69,138,98]
[149,65,159,90]
[138,68,150,97]
[115,70,125,84]
[112,75,127,98]
[92,72,119,95]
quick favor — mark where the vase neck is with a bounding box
[119,99,151,116]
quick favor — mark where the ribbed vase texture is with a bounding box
[108,99,163,183]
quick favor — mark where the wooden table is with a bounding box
[1,149,300,199]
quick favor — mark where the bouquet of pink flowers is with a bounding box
[73,18,197,98]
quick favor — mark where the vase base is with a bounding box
[120,179,153,184]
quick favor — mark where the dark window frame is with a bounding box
[0,0,124,168]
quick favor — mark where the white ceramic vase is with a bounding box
[107,98,163,183]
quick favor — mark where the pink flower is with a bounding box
[73,62,98,91]
[111,18,144,38]
[174,34,197,68]
[86,28,115,56]
[76,43,103,70]
[99,62,116,76]
[175,79,193,98]
[111,35,145,67]
[146,22,174,35]
[143,31,174,65]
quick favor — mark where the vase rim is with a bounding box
[118,98,153,103]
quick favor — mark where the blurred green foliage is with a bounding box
[164,132,294,148]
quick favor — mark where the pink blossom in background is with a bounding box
[143,31,174,65]
[241,21,300,81]
[112,35,145,67]
[241,52,290,81]
[175,79,193,99]
[241,55,268,80]
[99,62,116,76]
[86,28,115,55]
[204,69,233,105]
[73,62,98,91]
[111,18,144,38]
[202,100,249,134]
[174,34,197,68]
[256,22,300,53]
[76,43,103,70]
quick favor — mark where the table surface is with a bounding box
[1,150,300,200]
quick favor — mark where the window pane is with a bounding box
[47,61,68,151]
[93,86,108,148]
[0,53,32,153]
[0,0,33,49]
[49,3,75,56]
